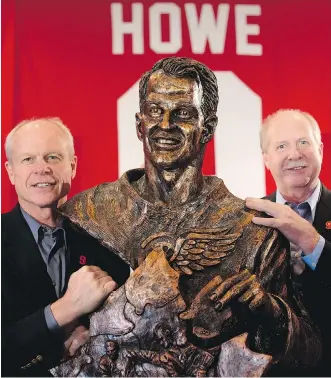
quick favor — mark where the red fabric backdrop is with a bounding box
[2,0,331,213]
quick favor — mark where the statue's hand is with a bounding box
[209,269,281,320]
[158,348,184,377]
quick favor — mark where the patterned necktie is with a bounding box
[285,201,312,275]
[288,202,312,221]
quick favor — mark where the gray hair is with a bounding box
[260,109,322,152]
[5,117,75,161]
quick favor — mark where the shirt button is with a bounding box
[52,281,56,286]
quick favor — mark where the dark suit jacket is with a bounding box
[266,184,331,376]
[1,204,130,377]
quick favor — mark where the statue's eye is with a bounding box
[149,107,163,117]
[176,109,190,119]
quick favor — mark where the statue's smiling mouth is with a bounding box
[155,137,181,148]
[151,134,183,150]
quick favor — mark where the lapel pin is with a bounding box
[79,255,87,265]
[326,221,331,230]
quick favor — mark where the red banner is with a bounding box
[2,0,331,212]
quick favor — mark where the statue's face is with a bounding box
[136,70,205,168]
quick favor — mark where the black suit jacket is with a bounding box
[266,184,331,376]
[1,204,130,377]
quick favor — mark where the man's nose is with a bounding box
[288,145,303,160]
[33,161,52,174]
[159,110,174,130]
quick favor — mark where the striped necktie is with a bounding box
[285,202,312,275]
[286,201,312,222]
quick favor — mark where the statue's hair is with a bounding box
[5,117,75,161]
[139,57,219,120]
[260,109,322,152]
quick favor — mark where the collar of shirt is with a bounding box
[20,207,67,249]
[276,180,321,220]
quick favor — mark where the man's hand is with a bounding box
[51,265,118,327]
[209,270,281,320]
[245,197,319,254]
[63,324,90,359]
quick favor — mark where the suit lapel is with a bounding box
[62,220,91,292]
[3,205,57,303]
[264,192,276,202]
[313,185,331,239]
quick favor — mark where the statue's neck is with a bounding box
[136,159,204,206]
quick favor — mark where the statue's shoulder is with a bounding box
[61,180,117,209]
[58,176,129,225]
[58,169,144,226]
[208,177,278,239]
[211,177,271,220]
[206,177,256,216]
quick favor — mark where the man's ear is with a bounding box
[71,156,78,179]
[319,142,324,159]
[5,161,15,185]
[201,115,218,144]
[136,113,143,141]
[263,152,270,170]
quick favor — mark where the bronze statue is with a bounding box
[52,57,321,377]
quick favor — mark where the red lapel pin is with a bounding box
[326,221,331,230]
[79,255,87,265]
